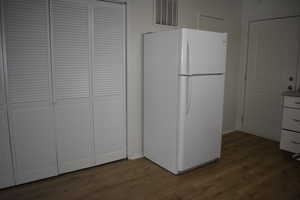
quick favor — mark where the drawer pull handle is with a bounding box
[295,102,300,104]
[292,119,300,122]
[291,141,300,145]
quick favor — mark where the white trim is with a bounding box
[48,0,60,175]
[222,129,236,135]
[123,3,128,159]
[128,152,144,160]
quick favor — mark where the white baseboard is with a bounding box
[128,131,236,160]
[222,129,236,135]
[128,152,144,160]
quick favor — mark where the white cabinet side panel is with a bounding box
[143,30,180,174]
[0,106,14,189]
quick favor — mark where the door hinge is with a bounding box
[241,115,244,124]
[244,74,247,81]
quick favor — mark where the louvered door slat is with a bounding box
[52,0,90,100]
[4,0,51,103]
[94,5,124,97]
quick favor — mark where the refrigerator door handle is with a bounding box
[186,77,192,115]
[186,40,190,75]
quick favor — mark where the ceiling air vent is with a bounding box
[155,0,178,26]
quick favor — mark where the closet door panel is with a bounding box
[0,27,14,189]
[4,0,51,104]
[52,0,90,100]
[94,97,125,164]
[9,103,57,184]
[55,101,93,173]
[0,106,14,189]
[52,0,94,173]
[93,3,126,164]
[4,0,57,185]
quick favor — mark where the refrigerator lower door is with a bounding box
[177,75,225,172]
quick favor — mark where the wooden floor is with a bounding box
[1,132,299,200]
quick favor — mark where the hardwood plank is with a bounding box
[0,132,299,200]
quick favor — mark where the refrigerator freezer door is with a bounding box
[180,29,227,75]
[177,75,224,171]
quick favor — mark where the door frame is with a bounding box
[238,15,300,130]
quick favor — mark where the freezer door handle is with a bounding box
[186,77,192,115]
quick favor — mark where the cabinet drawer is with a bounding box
[283,96,300,108]
[280,130,300,153]
[282,108,300,131]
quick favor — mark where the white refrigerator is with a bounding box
[143,28,227,174]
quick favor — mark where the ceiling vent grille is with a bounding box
[155,0,178,26]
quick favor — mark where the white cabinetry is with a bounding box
[280,95,300,153]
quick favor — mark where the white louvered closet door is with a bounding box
[51,0,94,173]
[92,2,126,164]
[3,0,57,184]
[0,107,14,189]
[0,26,14,189]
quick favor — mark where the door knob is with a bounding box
[288,85,293,90]
[289,76,294,81]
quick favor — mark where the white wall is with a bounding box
[126,0,242,159]
[242,0,300,20]
[236,0,300,130]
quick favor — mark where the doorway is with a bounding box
[242,16,300,141]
